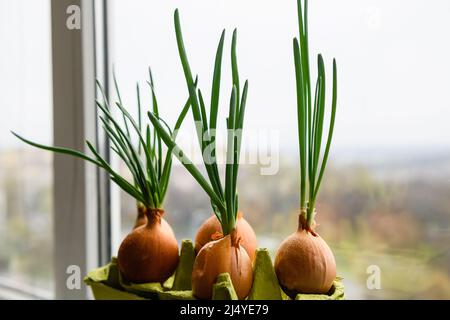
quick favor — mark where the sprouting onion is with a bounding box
[274,0,338,295]
[148,9,254,299]
[12,70,194,283]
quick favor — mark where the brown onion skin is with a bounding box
[192,231,253,300]
[133,212,147,230]
[118,209,179,283]
[274,219,336,294]
[194,212,257,262]
[133,206,147,229]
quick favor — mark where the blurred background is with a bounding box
[1,0,450,299]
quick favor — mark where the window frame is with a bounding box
[51,0,99,300]
[51,0,115,299]
[41,0,116,300]
[0,0,116,300]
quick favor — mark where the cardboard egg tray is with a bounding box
[84,239,344,300]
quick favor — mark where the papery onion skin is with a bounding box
[192,231,253,300]
[118,209,179,283]
[133,205,147,229]
[274,219,336,295]
[194,212,257,262]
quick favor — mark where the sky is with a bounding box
[1,0,450,158]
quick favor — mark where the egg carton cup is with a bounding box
[84,239,344,300]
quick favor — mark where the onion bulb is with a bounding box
[194,212,257,261]
[274,215,336,294]
[118,208,179,283]
[192,229,253,299]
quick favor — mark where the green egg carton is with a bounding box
[84,239,345,300]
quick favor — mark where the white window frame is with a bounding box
[52,0,115,299]
[0,0,119,300]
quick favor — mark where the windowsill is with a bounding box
[0,276,53,300]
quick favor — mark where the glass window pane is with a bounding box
[0,0,53,294]
[108,0,450,299]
